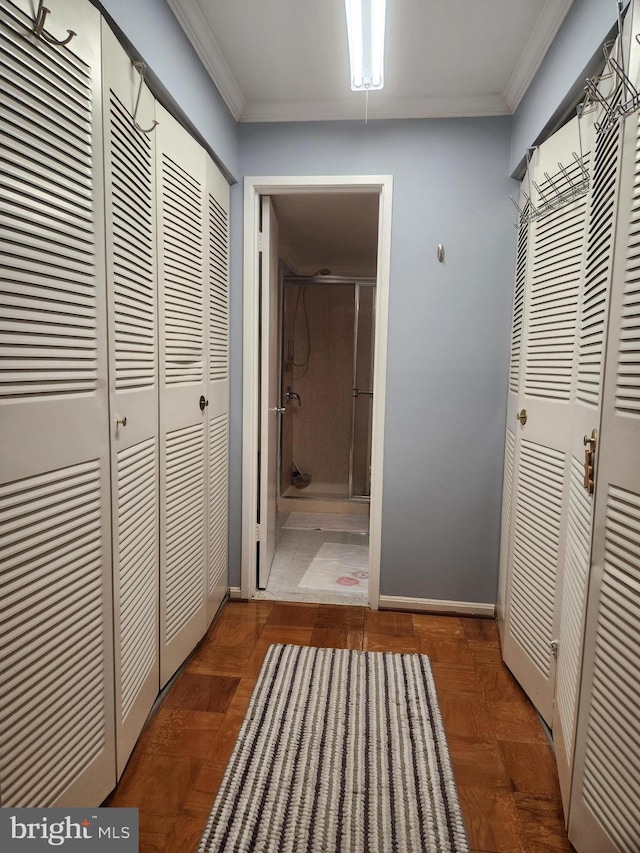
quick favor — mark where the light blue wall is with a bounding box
[510,0,620,174]
[98,0,239,178]
[233,118,517,603]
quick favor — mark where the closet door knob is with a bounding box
[199,395,209,412]
[516,408,527,426]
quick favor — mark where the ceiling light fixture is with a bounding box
[345,0,386,91]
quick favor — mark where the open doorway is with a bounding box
[274,266,375,604]
[241,176,393,609]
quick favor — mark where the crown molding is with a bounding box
[166,0,246,120]
[240,92,509,123]
[504,0,575,112]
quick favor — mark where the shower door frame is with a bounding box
[240,175,394,610]
[279,275,376,503]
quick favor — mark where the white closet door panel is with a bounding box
[102,21,159,777]
[503,116,594,723]
[158,104,208,686]
[497,426,515,625]
[552,107,622,811]
[208,413,229,621]
[0,0,115,807]
[498,198,529,635]
[570,69,640,848]
[580,487,640,849]
[553,457,593,799]
[505,439,565,718]
[164,422,205,643]
[206,157,230,623]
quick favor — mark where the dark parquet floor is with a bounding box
[109,601,574,853]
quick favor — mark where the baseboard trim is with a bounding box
[229,586,244,601]
[379,595,495,618]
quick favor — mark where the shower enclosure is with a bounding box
[279,275,375,501]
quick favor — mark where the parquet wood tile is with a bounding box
[267,602,319,627]
[475,661,530,703]
[310,625,365,649]
[186,635,254,677]
[416,635,475,665]
[514,793,574,852]
[365,609,415,636]
[314,604,366,629]
[412,613,465,636]
[362,633,420,653]
[437,692,492,739]
[137,814,176,853]
[430,662,484,695]
[458,786,527,853]
[162,674,240,713]
[448,736,512,790]
[462,617,501,643]
[499,741,563,796]
[110,753,201,815]
[137,709,225,758]
[487,701,549,745]
[467,639,505,665]
[106,600,573,853]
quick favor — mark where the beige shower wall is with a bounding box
[283,283,354,488]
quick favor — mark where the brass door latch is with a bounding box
[583,429,598,494]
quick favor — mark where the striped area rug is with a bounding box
[198,644,469,853]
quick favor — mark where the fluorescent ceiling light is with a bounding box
[345,0,386,91]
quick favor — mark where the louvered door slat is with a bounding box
[508,440,565,680]
[101,21,159,778]
[579,486,640,851]
[0,0,114,808]
[555,458,592,771]
[525,198,588,401]
[205,158,230,622]
[157,103,208,685]
[0,461,107,807]
[209,413,228,604]
[569,18,640,847]
[209,194,229,382]
[0,0,99,402]
[578,121,622,407]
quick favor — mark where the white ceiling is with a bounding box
[166,0,575,122]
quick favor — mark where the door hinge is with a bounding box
[550,639,559,658]
[258,231,263,251]
[256,523,263,541]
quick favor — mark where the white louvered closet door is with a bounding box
[0,0,116,806]
[497,190,529,635]
[157,104,208,686]
[503,115,595,724]
[568,25,640,851]
[551,108,622,809]
[205,157,230,624]
[102,22,159,776]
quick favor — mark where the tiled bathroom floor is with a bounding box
[255,513,370,606]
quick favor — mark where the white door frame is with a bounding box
[241,175,394,609]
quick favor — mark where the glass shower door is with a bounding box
[349,284,375,498]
